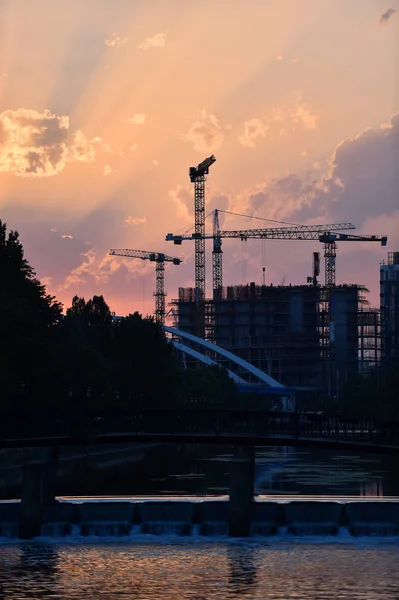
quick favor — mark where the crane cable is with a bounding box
[244,240,247,284]
[174,210,216,236]
[262,239,266,285]
[217,208,304,228]
[241,239,248,285]
[241,242,244,284]
[142,261,146,316]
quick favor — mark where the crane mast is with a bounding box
[189,155,216,337]
[318,232,387,287]
[109,249,182,324]
[317,232,388,360]
[189,155,216,303]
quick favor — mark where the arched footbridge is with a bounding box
[1,410,399,454]
[164,326,295,398]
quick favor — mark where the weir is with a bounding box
[2,499,399,540]
[229,445,254,537]
[18,448,58,539]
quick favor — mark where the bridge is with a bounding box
[4,408,399,540]
[164,326,296,405]
[1,410,399,453]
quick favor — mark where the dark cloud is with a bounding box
[316,113,398,224]
[379,8,396,25]
[207,194,229,215]
[221,113,398,300]
[267,113,399,228]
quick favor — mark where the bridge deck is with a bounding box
[1,410,399,453]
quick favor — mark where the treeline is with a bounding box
[337,366,399,422]
[0,220,238,415]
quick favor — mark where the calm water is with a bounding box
[2,444,398,499]
[1,541,399,599]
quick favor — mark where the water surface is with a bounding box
[1,541,398,599]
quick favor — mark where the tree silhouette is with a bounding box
[0,220,62,407]
[0,218,240,415]
[66,294,112,327]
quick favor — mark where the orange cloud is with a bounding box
[126,113,146,125]
[125,215,146,225]
[139,33,166,51]
[105,33,128,48]
[0,108,69,177]
[239,118,269,148]
[0,109,109,178]
[182,110,224,152]
[238,91,318,148]
[289,90,318,130]
[69,130,106,163]
[168,185,192,221]
[62,248,97,289]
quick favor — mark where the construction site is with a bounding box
[110,155,391,395]
[173,282,381,393]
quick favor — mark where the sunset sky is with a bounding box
[0,0,398,317]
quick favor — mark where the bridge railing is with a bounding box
[1,410,399,447]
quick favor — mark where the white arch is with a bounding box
[171,340,247,384]
[163,326,285,388]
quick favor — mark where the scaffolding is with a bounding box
[171,282,380,392]
[358,307,381,372]
[380,251,399,368]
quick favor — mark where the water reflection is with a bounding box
[2,444,399,500]
[1,542,399,599]
[227,545,257,596]
[0,545,59,599]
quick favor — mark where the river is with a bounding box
[1,445,399,598]
[1,540,399,599]
[50,444,399,498]
[1,443,398,498]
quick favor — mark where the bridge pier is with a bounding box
[43,447,59,506]
[19,448,58,540]
[229,445,254,537]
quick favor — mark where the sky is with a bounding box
[0,0,398,317]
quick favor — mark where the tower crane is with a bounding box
[189,155,216,304]
[166,213,360,298]
[109,249,182,324]
[189,154,216,338]
[213,213,387,291]
[167,214,387,358]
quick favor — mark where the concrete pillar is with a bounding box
[229,445,254,537]
[19,461,45,539]
[43,447,59,506]
[19,448,58,540]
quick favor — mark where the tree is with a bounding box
[0,219,63,409]
[178,365,240,407]
[109,312,178,406]
[338,363,399,421]
[66,294,112,327]
[62,295,115,405]
[0,217,242,415]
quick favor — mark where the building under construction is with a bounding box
[173,283,380,392]
[164,154,386,393]
[380,251,399,368]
